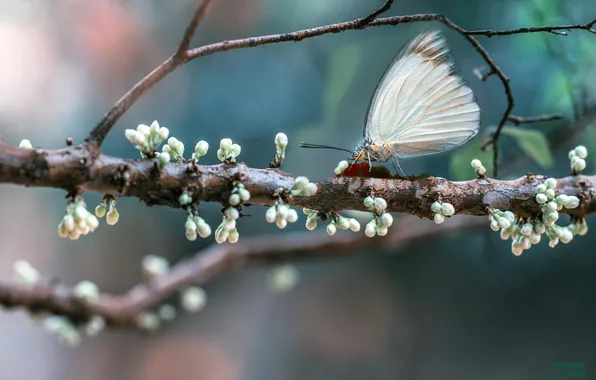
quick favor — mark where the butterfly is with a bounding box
[300,29,481,175]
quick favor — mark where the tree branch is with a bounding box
[0,215,484,329]
[85,0,212,148]
[0,143,595,218]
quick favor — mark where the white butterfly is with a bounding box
[301,30,481,173]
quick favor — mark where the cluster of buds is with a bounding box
[266,200,299,229]
[325,213,361,236]
[58,200,100,240]
[334,160,349,176]
[569,145,588,173]
[470,159,487,177]
[290,176,318,197]
[217,138,242,163]
[125,120,170,157]
[184,211,212,241]
[192,140,209,161]
[161,137,185,163]
[535,178,580,227]
[95,197,120,226]
[215,206,241,244]
[490,178,585,255]
[274,133,288,164]
[229,182,251,206]
[488,209,515,231]
[430,201,455,224]
[363,196,393,237]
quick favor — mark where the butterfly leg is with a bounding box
[392,157,406,177]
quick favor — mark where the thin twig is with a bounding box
[0,216,484,329]
[507,113,564,125]
[86,0,213,148]
[357,0,395,27]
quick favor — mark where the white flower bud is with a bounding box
[545,201,558,212]
[229,194,241,206]
[217,148,225,161]
[503,211,515,222]
[565,195,579,209]
[535,193,548,204]
[265,207,277,223]
[431,201,442,213]
[294,176,309,190]
[197,221,212,238]
[545,188,555,200]
[574,145,588,159]
[530,233,541,244]
[349,218,361,232]
[73,281,100,303]
[380,213,393,227]
[158,127,169,141]
[573,158,586,171]
[74,205,87,221]
[186,228,198,241]
[225,207,240,220]
[179,192,192,206]
[19,139,33,149]
[228,228,239,244]
[490,220,500,231]
[303,182,318,196]
[545,178,557,190]
[137,124,150,136]
[520,223,533,236]
[303,208,314,215]
[434,213,445,224]
[63,214,75,231]
[471,159,482,169]
[267,265,299,293]
[94,203,106,218]
[441,203,455,216]
[305,217,317,231]
[136,312,160,331]
[85,315,106,336]
[220,138,233,149]
[500,229,511,240]
[373,197,387,211]
[181,287,207,312]
[13,260,40,285]
[276,217,288,229]
[334,217,348,230]
[365,222,376,237]
[276,204,289,219]
[376,226,388,236]
[194,140,209,157]
[536,184,547,193]
[534,221,545,234]
[326,223,337,236]
[106,207,119,225]
[125,129,145,145]
[511,245,523,256]
[231,144,241,157]
[287,209,298,223]
[142,255,169,278]
[497,217,511,229]
[275,133,288,149]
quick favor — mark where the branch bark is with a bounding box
[0,215,484,329]
[0,143,595,219]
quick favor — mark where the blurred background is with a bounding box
[1,0,595,379]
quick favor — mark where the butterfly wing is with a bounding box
[364,30,480,159]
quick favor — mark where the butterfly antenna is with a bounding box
[299,142,353,154]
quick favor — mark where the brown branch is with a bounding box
[507,113,564,126]
[356,0,395,27]
[0,143,595,218]
[85,0,212,148]
[0,215,484,329]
